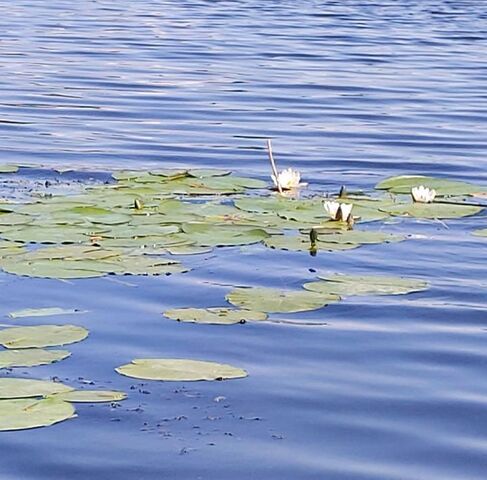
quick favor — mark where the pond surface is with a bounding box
[0,1,487,479]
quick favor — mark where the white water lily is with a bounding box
[323,201,340,220]
[411,185,436,203]
[323,201,353,221]
[271,168,305,190]
[338,203,353,221]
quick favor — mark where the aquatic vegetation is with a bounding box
[0,325,88,349]
[226,287,340,313]
[411,185,436,203]
[0,349,71,368]
[116,358,248,381]
[164,307,268,325]
[303,274,428,297]
[272,168,305,191]
[472,228,487,237]
[8,307,84,319]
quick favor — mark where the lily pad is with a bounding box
[187,169,231,178]
[264,235,359,252]
[0,259,108,279]
[226,287,340,313]
[0,377,73,399]
[0,165,19,174]
[115,358,248,381]
[182,222,269,247]
[8,307,83,319]
[376,175,486,196]
[52,390,126,403]
[303,274,428,297]
[0,398,75,431]
[380,202,482,219]
[0,325,88,349]
[473,228,487,237]
[164,308,267,325]
[0,349,71,368]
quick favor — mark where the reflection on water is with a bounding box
[0,1,487,479]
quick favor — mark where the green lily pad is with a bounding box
[0,165,19,174]
[380,202,482,219]
[187,169,231,178]
[314,230,404,245]
[303,274,428,297]
[165,245,213,255]
[164,307,267,325]
[0,325,88,349]
[376,175,486,196]
[0,213,33,226]
[8,307,84,319]
[182,222,269,247]
[264,235,359,252]
[0,398,75,431]
[115,358,248,381]
[0,349,71,368]
[52,390,126,403]
[473,228,487,237]
[0,378,73,399]
[0,259,108,279]
[0,225,91,244]
[226,287,340,313]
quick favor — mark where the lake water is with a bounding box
[0,1,487,479]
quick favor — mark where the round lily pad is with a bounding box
[303,274,428,297]
[0,325,88,349]
[0,349,71,368]
[473,228,487,237]
[52,390,126,403]
[0,378,73,399]
[164,308,267,325]
[182,222,269,247]
[380,202,482,219]
[0,398,75,431]
[226,287,340,313]
[115,359,248,381]
[8,307,83,319]
[264,235,359,252]
[0,165,19,174]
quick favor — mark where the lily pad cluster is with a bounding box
[162,273,429,325]
[0,378,125,431]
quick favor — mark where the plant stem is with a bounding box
[266,139,282,194]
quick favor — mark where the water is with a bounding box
[0,1,486,479]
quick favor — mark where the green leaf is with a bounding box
[0,349,71,368]
[0,165,18,174]
[0,378,73,399]
[226,287,340,313]
[115,358,248,381]
[303,274,428,297]
[376,175,486,196]
[473,228,487,237]
[8,307,84,319]
[187,169,231,178]
[0,325,88,349]
[182,222,269,247]
[52,390,126,403]
[264,235,359,252]
[164,307,267,325]
[0,398,75,431]
[380,202,482,219]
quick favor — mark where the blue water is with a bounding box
[0,1,487,479]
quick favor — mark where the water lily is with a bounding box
[323,201,353,221]
[271,168,305,190]
[323,201,340,219]
[411,185,436,203]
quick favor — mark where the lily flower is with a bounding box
[323,201,353,221]
[411,185,436,203]
[271,168,306,190]
[323,201,340,220]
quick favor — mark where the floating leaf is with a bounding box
[52,390,126,403]
[0,325,88,349]
[0,349,71,368]
[0,165,18,174]
[303,274,428,297]
[376,175,486,196]
[0,398,75,431]
[473,228,487,237]
[264,235,359,252]
[166,245,213,255]
[0,213,33,226]
[116,358,248,381]
[187,169,231,178]
[380,202,482,219]
[164,307,267,325]
[0,260,108,279]
[0,378,73,399]
[182,222,269,247]
[8,307,84,319]
[226,287,339,313]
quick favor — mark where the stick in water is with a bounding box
[266,139,282,194]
